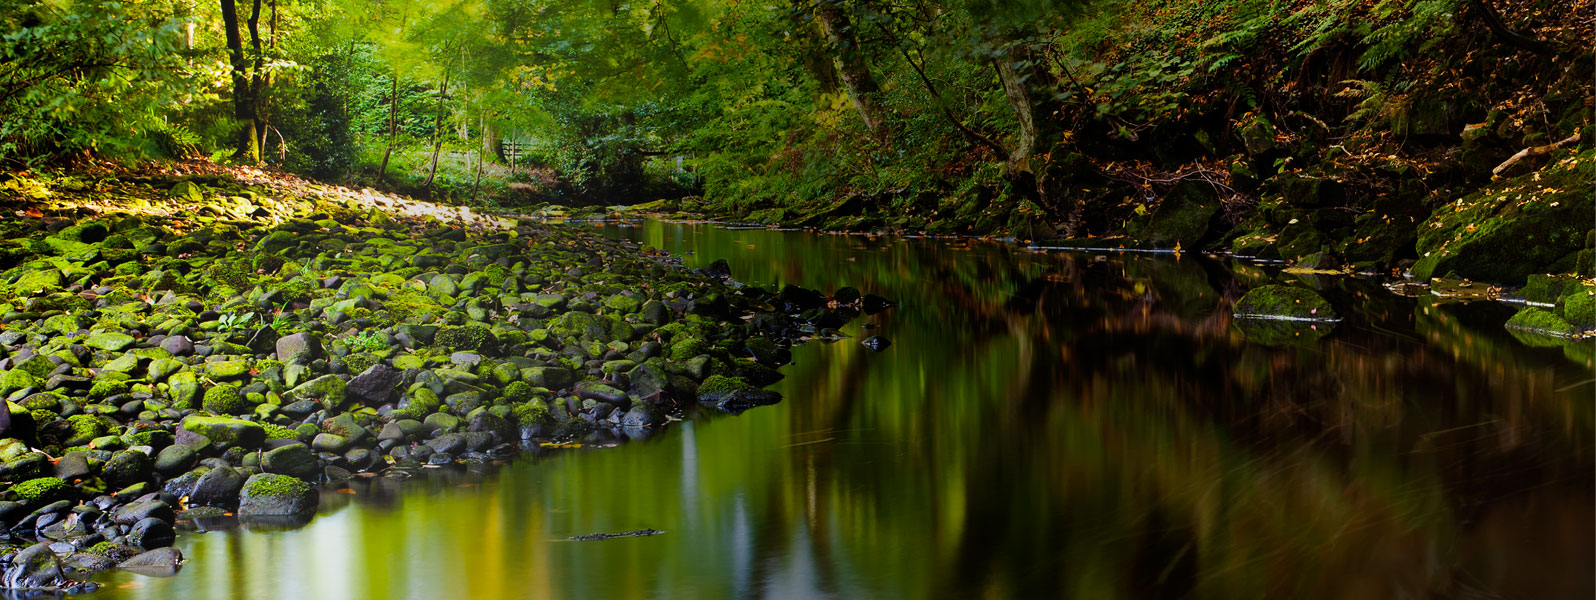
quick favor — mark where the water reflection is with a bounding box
[92,221,1593,599]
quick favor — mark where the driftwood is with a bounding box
[1493,133,1581,175]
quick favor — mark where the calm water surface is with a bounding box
[91,221,1593,599]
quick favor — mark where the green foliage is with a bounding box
[0,0,208,162]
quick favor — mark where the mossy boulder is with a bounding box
[11,476,73,507]
[1505,307,1579,337]
[434,325,496,353]
[85,332,136,352]
[1561,288,1595,331]
[1412,150,1595,284]
[202,383,251,415]
[1233,285,1337,321]
[101,449,153,487]
[238,473,318,518]
[288,375,347,409]
[696,375,781,413]
[181,416,266,448]
[1128,180,1221,249]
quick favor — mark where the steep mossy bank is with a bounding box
[0,169,888,592]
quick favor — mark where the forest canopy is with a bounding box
[1,0,1590,275]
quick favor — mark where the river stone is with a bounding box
[620,404,663,428]
[310,433,350,454]
[154,445,197,477]
[159,336,195,357]
[347,364,402,406]
[167,371,201,407]
[426,433,466,455]
[262,443,320,481]
[522,367,573,389]
[289,374,347,409]
[53,452,92,482]
[275,332,325,366]
[188,465,246,508]
[101,450,152,488]
[117,547,184,577]
[181,416,265,448]
[237,474,318,518]
[3,543,66,589]
[128,516,175,548]
[85,332,135,352]
[113,499,175,526]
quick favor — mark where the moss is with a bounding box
[509,401,552,427]
[203,383,252,415]
[243,473,311,497]
[88,379,130,399]
[501,381,534,404]
[1561,288,1595,330]
[671,336,707,361]
[67,413,115,440]
[1412,149,1596,284]
[1,369,39,391]
[1233,285,1337,320]
[12,476,70,502]
[1505,307,1578,337]
[434,324,494,352]
[263,423,300,440]
[382,288,443,322]
[392,388,441,420]
[698,375,754,397]
[88,541,121,556]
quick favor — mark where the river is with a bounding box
[89,220,1594,599]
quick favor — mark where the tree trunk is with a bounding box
[377,72,399,182]
[993,42,1069,229]
[813,2,889,141]
[245,0,264,162]
[1465,0,1552,54]
[423,69,452,190]
[220,0,259,164]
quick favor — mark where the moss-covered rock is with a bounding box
[202,383,251,415]
[1233,285,1338,321]
[1412,149,1595,284]
[238,473,318,518]
[11,476,72,506]
[1505,307,1579,337]
[181,416,266,448]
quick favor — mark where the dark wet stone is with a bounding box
[53,452,92,482]
[860,336,891,351]
[159,336,194,357]
[153,445,197,477]
[117,547,183,576]
[620,404,663,428]
[4,543,66,589]
[113,500,174,526]
[128,517,175,548]
[426,433,466,455]
[188,465,246,508]
[347,364,402,406]
[262,443,320,481]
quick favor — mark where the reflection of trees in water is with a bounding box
[611,224,1591,599]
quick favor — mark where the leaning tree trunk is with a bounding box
[220,0,259,164]
[377,72,400,182]
[423,69,452,190]
[993,42,1071,234]
[813,2,889,141]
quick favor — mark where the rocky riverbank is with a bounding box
[0,169,889,593]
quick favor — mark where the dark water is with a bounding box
[91,221,1593,599]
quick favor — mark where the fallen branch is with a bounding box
[1493,133,1580,175]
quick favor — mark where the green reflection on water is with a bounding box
[93,221,1593,600]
